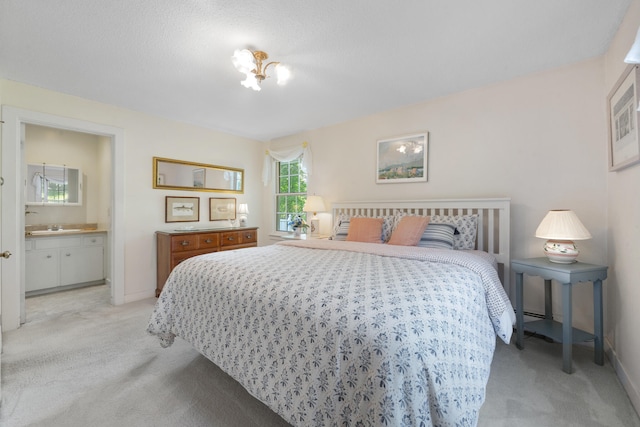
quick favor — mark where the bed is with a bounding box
[148,198,515,426]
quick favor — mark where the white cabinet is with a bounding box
[25,247,59,292]
[25,233,105,294]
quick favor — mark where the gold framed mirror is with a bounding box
[153,157,244,194]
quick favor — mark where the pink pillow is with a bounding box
[346,217,384,243]
[388,216,430,246]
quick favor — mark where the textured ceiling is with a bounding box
[0,1,631,141]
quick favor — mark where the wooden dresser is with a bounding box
[156,227,258,296]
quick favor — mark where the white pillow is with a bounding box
[430,214,478,250]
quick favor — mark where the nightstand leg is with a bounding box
[516,272,524,349]
[594,279,604,365]
[544,279,553,320]
[562,282,573,374]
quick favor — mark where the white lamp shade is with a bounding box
[237,203,249,215]
[232,49,255,74]
[535,210,592,240]
[303,196,326,214]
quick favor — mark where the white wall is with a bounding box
[267,57,608,330]
[603,0,640,413]
[0,79,264,305]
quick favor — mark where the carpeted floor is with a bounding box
[1,284,639,427]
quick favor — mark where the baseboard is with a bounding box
[123,289,156,304]
[605,337,640,418]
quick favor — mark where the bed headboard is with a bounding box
[331,198,511,291]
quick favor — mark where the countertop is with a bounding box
[25,223,107,237]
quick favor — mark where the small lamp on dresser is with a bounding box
[303,196,326,237]
[535,209,592,263]
[237,203,249,227]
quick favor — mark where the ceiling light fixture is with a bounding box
[231,49,291,91]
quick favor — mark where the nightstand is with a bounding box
[513,257,607,374]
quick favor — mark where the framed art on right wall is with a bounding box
[607,64,640,171]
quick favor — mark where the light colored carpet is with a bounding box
[1,285,638,427]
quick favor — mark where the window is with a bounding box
[276,158,307,232]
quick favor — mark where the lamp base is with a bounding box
[309,218,320,236]
[543,239,579,263]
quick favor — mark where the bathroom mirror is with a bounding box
[153,157,244,194]
[26,163,83,206]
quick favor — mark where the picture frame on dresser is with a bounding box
[607,64,640,171]
[209,197,236,221]
[165,196,200,223]
[376,132,428,183]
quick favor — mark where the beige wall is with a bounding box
[267,57,608,323]
[604,0,640,413]
[0,80,264,306]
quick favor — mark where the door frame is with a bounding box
[1,106,125,331]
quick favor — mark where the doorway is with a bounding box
[1,106,125,332]
[23,124,110,314]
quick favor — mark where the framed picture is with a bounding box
[376,132,428,184]
[209,197,236,221]
[193,168,205,188]
[607,64,640,171]
[165,196,199,223]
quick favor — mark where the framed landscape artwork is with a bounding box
[376,133,428,184]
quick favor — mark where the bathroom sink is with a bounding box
[29,229,82,235]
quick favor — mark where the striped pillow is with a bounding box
[431,214,478,250]
[416,223,456,249]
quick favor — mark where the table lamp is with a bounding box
[535,210,592,263]
[303,196,326,236]
[237,203,249,227]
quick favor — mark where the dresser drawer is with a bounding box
[220,231,241,247]
[198,233,220,250]
[171,235,198,252]
[240,230,257,244]
[171,248,216,270]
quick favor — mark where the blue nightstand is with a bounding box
[513,257,607,374]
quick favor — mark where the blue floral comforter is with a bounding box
[147,239,515,427]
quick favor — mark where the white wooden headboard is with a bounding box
[331,198,511,291]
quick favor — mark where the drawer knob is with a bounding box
[66,253,71,257]
[46,255,52,259]
[227,236,234,241]
[205,239,212,243]
[181,241,190,246]
[245,234,252,239]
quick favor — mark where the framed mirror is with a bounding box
[26,163,83,206]
[153,157,244,194]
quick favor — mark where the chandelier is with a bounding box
[231,49,291,91]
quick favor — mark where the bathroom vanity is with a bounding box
[25,229,106,295]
